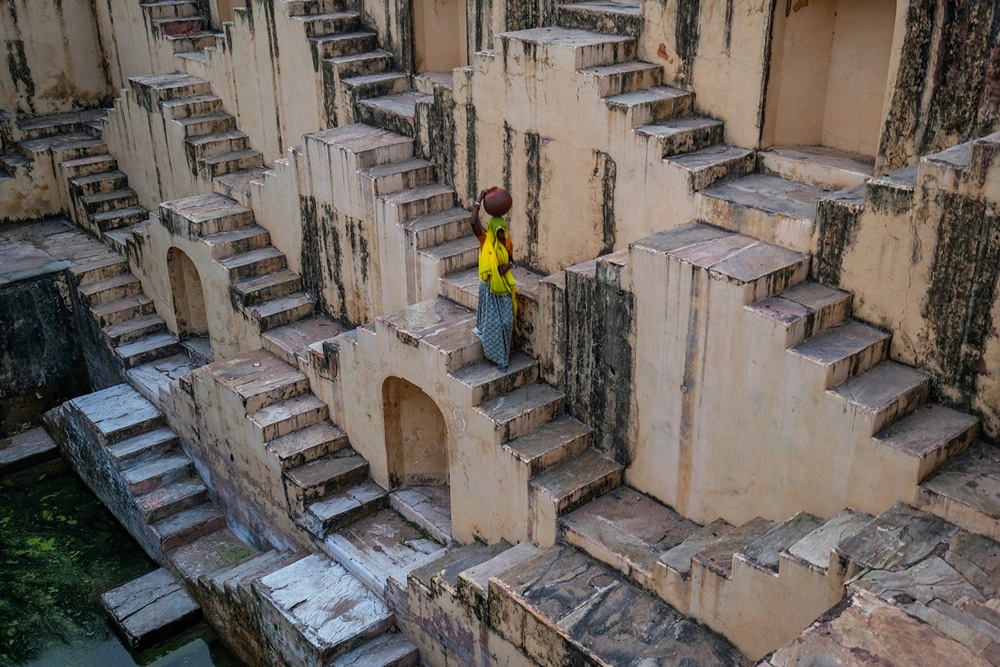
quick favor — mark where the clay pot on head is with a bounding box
[483,188,513,217]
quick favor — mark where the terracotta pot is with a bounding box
[483,188,512,217]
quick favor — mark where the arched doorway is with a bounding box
[382,376,452,541]
[167,247,208,340]
[763,0,897,159]
[382,376,449,486]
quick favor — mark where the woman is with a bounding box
[470,186,517,372]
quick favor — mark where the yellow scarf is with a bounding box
[478,215,518,332]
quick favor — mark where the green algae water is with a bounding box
[0,458,240,666]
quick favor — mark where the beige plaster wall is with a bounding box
[0,0,109,115]
[638,0,771,148]
[414,0,467,72]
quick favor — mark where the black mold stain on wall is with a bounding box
[0,272,89,435]
[428,87,458,188]
[465,103,478,204]
[6,40,36,113]
[923,193,1000,403]
[675,0,700,83]
[879,1,1000,171]
[592,150,616,255]
[814,195,863,286]
[524,132,541,267]
[564,268,635,465]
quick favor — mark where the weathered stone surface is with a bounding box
[167,527,254,582]
[409,539,509,598]
[0,426,58,474]
[475,383,566,442]
[770,591,990,666]
[737,512,824,574]
[331,630,418,666]
[836,503,960,571]
[100,568,201,651]
[390,485,453,544]
[457,541,540,615]
[784,509,872,573]
[693,517,774,579]
[560,485,699,590]
[657,518,734,579]
[303,480,389,537]
[502,415,592,478]
[488,544,749,665]
[253,553,393,664]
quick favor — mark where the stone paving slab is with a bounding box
[0,426,58,474]
[100,567,201,651]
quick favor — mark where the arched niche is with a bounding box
[167,247,208,340]
[381,376,449,487]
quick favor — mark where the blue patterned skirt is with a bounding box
[475,279,514,368]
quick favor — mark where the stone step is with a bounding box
[330,630,419,666]
[378,182,454,222]
[560,485,700,593]
[130,73,212,109]
[833,503,959,573]
[68,254,130,286]
[502,414,592,479]
[199,547,291,600]
[207,348,310,412]
[267,420,349,470]
[635,115,725,158]
[342,71,411,100]
[151,502,226,551]
[782,508,873,576]
[60,153,118,179]
[163,30,220,53]
[456,541,540,618]
[604,85,693,128]
[402,206,469,249]
[789,320,891,389]
[79,272,142,306]
[251,394,330,441]
[80,188,139,215]
[474,382,566,443]
[692,517,776,583]
[213,165,270,202]
[557,0,642,37]
[578,59,662,98]
[141,0,201,20]
[20,133,107,161]
[217,245,287,281]
[417,235,480,284]
[249,291,316,331]
[103,225,142,256]
[529,448,623,546]
[116,332,183,369]
[161,92,224,119]
[390,486,453,545]
[495,27,636,70]
[916,441,1000,540]
[357,91,432,138]
[759,145,874,191]
[450,351,538,406]
[92,205,148,232]
[102,313,168,345]
[99,568,201,651]
[70,170,128,196]
[734,512,825,575]
[409,539,511,602]
[176,111,236,137]
[323,508,447,598]
[201,224,271,259]
[187,129,250,159]
[0,427,58,474]
[362,157,436,197]
[91,293,155,327]
[828,361,931,436]
[324,50,395,79]
[488,544,750,665]
[310,31,379,59]
[654,518,733,614]
[231,268,302,307]
[252,553,394,664]
[16,108,106,140]
[440,265,543,312]
[138,479,210,522]
[160,193,254,236]
[284,449,369,511]
[284,0,344,16]
[874,404,979,484]
[664,144,756,191]
[199,148,264,178]
[745,280,852,348]
[106,426,179,468]
[301,480,389,538]
[699,174,832,251]
[261,315,345,367]
[122,453,194,495]
[151,15,208,38]
[294,10,360,37]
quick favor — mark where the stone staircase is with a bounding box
[556,0,642,38]
[157,192,314,334]
[47,383,418,665]
[139,0,220,54]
